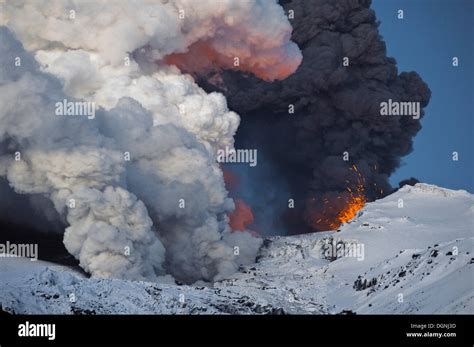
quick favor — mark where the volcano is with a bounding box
[1,184,472,314]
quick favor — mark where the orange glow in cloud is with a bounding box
[222,165,239,191]
[228,198,255,232]
[164,40,300,81]
[222,167,256,233]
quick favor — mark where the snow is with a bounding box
[1,183,473,314]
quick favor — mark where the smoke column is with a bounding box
[200,0,431,234]
[0,0,301,282]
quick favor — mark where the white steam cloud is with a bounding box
[0,0,301,283]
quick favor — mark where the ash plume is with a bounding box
[0,0,302,282]
[398,177,420,188]
[201,0,431,233]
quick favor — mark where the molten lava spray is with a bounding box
[332,165,367,229]
[314,165,367,230]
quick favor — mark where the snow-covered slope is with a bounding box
[1,184,473,314]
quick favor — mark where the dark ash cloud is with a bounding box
[200,0,431,233]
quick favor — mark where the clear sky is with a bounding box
[372,0,473,192]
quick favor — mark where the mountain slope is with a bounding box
[1,184,473,314]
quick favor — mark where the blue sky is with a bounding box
[372,0,473,192]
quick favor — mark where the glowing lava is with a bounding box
[316,164,367,230]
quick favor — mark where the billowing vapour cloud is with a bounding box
[0,1,302,282]
[202,0,431,233]
[0,27,163,280]
[1,0,301,81]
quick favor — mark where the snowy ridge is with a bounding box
[1,184,473,314]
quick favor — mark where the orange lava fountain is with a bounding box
[315,164,367,230]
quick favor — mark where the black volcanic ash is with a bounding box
[201,0,431,233]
